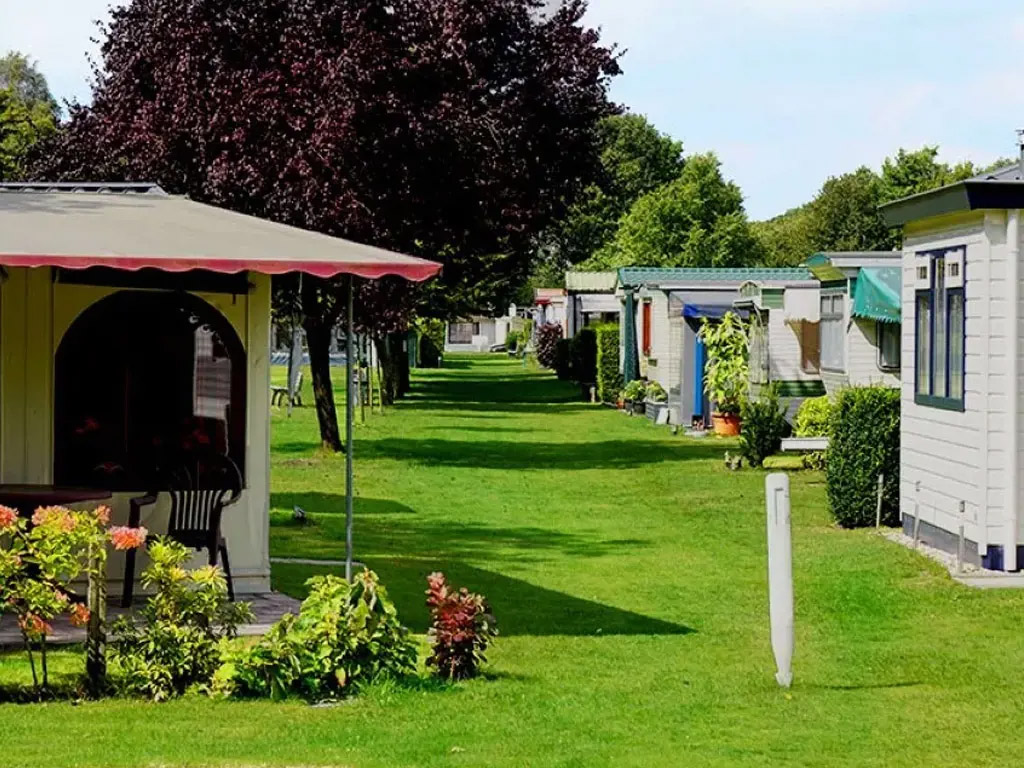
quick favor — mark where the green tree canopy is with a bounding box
[751,204,815,267]
[807,166,896,252]
[879,146,975,203]
[0,53,57,181]
[587,152,761,268]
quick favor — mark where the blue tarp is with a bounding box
[682,303,750,320]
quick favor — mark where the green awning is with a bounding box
[852,267,901,324]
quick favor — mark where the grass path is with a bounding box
[3,355,1024,766]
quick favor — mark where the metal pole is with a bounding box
[345,276,355,582]
[957,500,966,575]
[913,481,922,547]
[766,473,793,688]
[875,473,884,529]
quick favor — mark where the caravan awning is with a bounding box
[852,267,901,324]
[0,190,442,281]
[579,294,620,313]
[682,303,749,320]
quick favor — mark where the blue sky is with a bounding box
[3,0,1023,218]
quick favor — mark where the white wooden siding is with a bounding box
[847,318,900,388]
[768,311,818,382]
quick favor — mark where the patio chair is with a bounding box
[122,453,243,606]
[270,371,303,407]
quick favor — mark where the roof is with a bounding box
[851,267,901,323]
[805,251,901,282]
[0,185,442,281]
[881,163,1024,226]
[565,271,617,292]
[617,266,813,288]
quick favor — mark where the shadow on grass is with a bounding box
[272,559,693,638]
[271,493,417,517]
[356,438,725,469]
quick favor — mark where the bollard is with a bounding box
[875,473,884,529]
[765,473,794,688]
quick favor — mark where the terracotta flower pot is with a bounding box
[711,412,741,437]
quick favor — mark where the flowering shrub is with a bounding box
[0,504,146,692]
[221,570,416,702]
[425,572,498,681]
[109,537,252,701]
[535,322,563,369]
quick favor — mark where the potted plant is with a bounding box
[699,312,749,436]
[622,380,647,415]
[645,380,668,422]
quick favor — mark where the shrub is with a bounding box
[595,322,622,403]
[646,380,668,403]
[222,571,417,701]
[425,572,498,680]
[535,322,562,368]
[739,386,789,467]
[622,379,647,401]
[570,327,597,384]
[416,318,444,368]
[554,338,572,380]
[109,537,251,701]
[826,387,900,528]
[795,395,835,437]
[506,329,521,352]
[699,312,749,415]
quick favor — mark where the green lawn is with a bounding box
[4,355,1024,767]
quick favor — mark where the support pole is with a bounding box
[766,473,793,688]
[345,276,355,582]
[875,473,884,529]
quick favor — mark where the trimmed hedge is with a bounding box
[570,327,597,384]
[595,323,622,403]
[554,339,572,380]
[826,387,900,528]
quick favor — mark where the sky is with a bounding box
[2,0,1024,219]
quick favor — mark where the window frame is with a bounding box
[876,321,901,373]
[819,290,846,373]
[914,246,966,412]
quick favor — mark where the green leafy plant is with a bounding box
[415,318,445,368]
[109,537,252,701]
[595,322,622,403]
[622,379,647,401]
[425,572,498,680]
[221,571,417,702]
[739,386,789,467]
[795,395,835,437]
[505,329,521,352]
[826,387,900,528]
[554,338,573,380]
[699,312,749,415]
[645,380,667,403]
[569,327,597,384]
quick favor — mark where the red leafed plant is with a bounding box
[425,572,498,681]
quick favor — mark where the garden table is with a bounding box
[0,484,112,516]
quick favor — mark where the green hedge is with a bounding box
[570,327,597,384]
[554,339,572,380]
[595,323,622,403]
[826,387,900,528]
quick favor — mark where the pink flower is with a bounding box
[68,603,90,628]
[31,506,76,532]
[0,505,18,532]
[93,505,111,525]
[18,613,51,639]
[53,590,69,605]
[109,526,147,550]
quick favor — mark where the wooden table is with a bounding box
[0,484,113,516]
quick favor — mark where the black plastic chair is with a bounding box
[123,453,243,607]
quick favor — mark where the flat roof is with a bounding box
[0,185,442,281]
[617,266,813,289]
[880,164,1024,226]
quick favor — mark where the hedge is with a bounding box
[825,387,900,528]
[569,327,597,384]
[595,323,622,403]
[554,339,572,380]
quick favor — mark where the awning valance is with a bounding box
[852,267,901,323]
[0,191,442,281]
[682,303,749,320]
[579,293,620,313]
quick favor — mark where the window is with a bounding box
[642,301,652,356]
[878,322,900,371]
[448,322,478,344]
[55,291,247,490]
[820,293,845,371]
[915,247,965,410]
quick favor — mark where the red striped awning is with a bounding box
[0,189,442,282]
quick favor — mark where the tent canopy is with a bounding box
[0,187,442,281]
[852,267,901,324]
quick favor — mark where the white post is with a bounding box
[766,473,794,688]
[345,276,355,582]
[875,473,884,529]
[913,481,922,548]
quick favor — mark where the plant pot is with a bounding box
[631,401,646,416]
[711,412,741,436]
[616,398,625,410]
[645,401,667,423]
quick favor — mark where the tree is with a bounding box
[807,167,896,252]
[879,146,975,204]
[0,53,57,180]
[587,152,762,268]
[752,204,815,267]
[536,113,683,280]
[33,0,619,450]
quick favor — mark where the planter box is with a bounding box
[780,436,830,452]
[645,401,668,423]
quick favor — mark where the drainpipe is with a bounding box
[1006,208,1020,572]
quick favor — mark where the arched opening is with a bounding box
[55,290,246,490]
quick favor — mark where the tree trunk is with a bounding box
[304,319,344,452]
[398,332,411,397]
[374,335,402,405]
